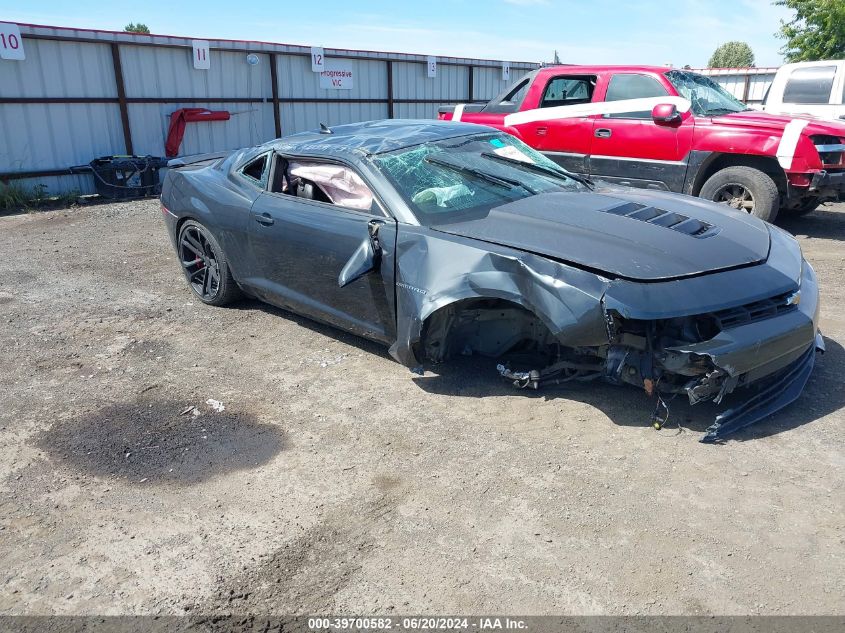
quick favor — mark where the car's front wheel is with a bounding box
[699,166,780,223]
[177,220,241,306]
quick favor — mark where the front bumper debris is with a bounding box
[700,333,824,443]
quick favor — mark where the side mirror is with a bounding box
[337,220,384,288]
[652,103,682,126]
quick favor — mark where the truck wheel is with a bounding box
[699,166,780,223]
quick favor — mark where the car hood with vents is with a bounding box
[429,188,771,281]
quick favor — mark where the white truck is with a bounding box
[762,60,845,121]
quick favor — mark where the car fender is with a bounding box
[387,227,609,368]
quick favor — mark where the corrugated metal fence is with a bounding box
[692,67,777,106]
[0,23,538,195]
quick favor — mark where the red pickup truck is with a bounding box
[439,65,845,222]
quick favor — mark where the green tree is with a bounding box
[776,0,845,62]
[708,41,755,67]
[124,23,150,34]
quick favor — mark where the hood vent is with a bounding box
[601,201,720,239]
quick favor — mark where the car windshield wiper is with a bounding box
[702,107,746,116]
[480,151,592,188]
[424,155,537,194]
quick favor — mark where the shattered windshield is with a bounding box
[373,133,587,224]
[665,70,749,116]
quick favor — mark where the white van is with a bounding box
[762,60,845,121]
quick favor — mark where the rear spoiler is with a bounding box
[166,151,232,168]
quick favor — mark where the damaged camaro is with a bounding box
[160,119,824,442]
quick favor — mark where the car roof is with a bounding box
[538,64,673,74]
[267,119,496,156]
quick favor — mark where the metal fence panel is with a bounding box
[692,68,777,105]
[281,102,389,136]
[0,38,115,99]
[1,23,540,195]
[277,54,388,100]
[0,103,123,171]
[392,61,468,101]
[128,103,276,157]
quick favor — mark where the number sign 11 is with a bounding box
[0,22,25,61]
[311,47,324,72]
[192,40,210,70]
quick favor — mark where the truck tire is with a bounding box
[699,166,780,223]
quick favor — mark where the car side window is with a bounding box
[540,76,596,108]
[269,155,384,215]
[783,66,836,104]
[603,73,669,119]
[238,153,270,189]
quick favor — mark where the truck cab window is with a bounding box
[783,66,836,104]
[540,76,596,108]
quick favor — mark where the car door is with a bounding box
[511,74,598,175]
[245,155,396,343]
[588,72,694,192]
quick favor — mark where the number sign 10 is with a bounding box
[0,23,25,60]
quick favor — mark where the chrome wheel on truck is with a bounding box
[699,166,780,223]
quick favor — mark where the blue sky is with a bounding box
[1,0,792,67]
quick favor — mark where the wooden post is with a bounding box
[467,65,474,102]
[110,43,134,155]
[269,52,282,138]
[387,61,395,118]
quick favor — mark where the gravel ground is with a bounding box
[0,199,842,616]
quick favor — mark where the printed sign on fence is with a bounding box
[311,47,325,72]
[427,56,437,78]
[319,63,354,90]
[0,22,25,61]
[192,40,210,70]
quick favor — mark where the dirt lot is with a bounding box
[0,199,843,617]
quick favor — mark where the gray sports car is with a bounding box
[160,119,823,442]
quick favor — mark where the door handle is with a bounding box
[594,128,612,138]
[536,126,548,136]
[254,212,274,226]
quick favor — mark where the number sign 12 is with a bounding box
[0,22,25,61]
[192,40,210,70]
[311,47,324,72]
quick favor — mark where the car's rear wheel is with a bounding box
[178,220,240,306]
[699,166,779,223]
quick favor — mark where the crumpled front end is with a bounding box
[395,221,822,443]
[601,256,822,442]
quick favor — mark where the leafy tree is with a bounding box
[708,41,755,67]
[124,23,150,34]
[776,0,845,62]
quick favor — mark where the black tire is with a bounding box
[783,196,821,217]
[177,220,241,306]
[699,166,780,223]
